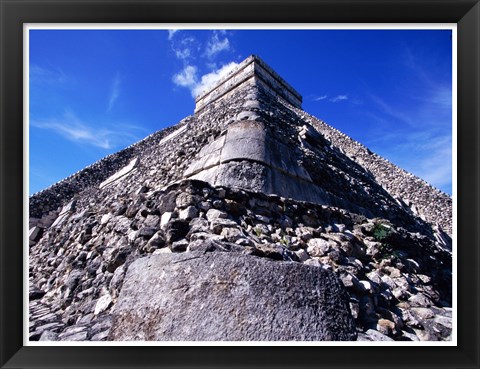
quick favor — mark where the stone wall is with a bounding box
[184,119,323,203]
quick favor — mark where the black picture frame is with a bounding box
[1,0,479,368]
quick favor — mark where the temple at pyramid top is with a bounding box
[194,55,303,112]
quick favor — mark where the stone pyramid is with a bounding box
[29,55,453,342]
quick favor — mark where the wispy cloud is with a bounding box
[172,62,239,98]
[364,100,452,194]
[402,45,441,90]
[364,125,452,194]
[205,31,230,58]
[313,94,349,102]
[31,111,142,149]
[168,32,198,63]
[369,94,416,127]
[420,145,452,190]
[330,95,349,103]
[362,46,453,193]
[170,30,236,97]
[402,46,452,110]
[30,64,67,85]
[181,36,195,45]
[175,48,191,60]
[396,132,452,192]
[168,29,179,40]
[107,73,121,112]
[413,86,452,110]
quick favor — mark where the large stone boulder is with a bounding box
[108,252,357,341]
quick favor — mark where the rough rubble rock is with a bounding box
[108,252,357,341]
[29,177,452,341]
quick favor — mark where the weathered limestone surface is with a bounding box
[184,119,326,203]
[99,158,138,189]
[109,252,357,341]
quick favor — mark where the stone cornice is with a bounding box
[194,55,302,112]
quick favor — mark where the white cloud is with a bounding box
[172,62,239,98]
[107,73,121,112]
[181,37,195,45]
[205,32,230,58]
[168,29,179,40]
[169,33,198,62]
[170,30,236,97]
[314,94,351,103]
[330,95,349,103]
[31,111,141,149]
[192,62,238,97]
[175,48,191,60]
[172,65,198,88]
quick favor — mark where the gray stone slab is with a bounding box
[267,139,312,181]
[184,158,205,177]
[58,331,88,341]
[293,163,313,182]
[29,226,42,241]
[221,137,267,164]
[109,252,356,341]
[242,100,260,109]
[159,124,187,144]
[185,136,225,177]
[202,152,222,170]
[213,162,269,193]
[39,330,59,341]
[59,200,76,215]
[50,213,69,229]
[236,111,260,121]
[33,322,64,335]
[198,135,225,157]
[91,330,110,341]
[225,121,266,142]
[268,139,296,176]
[189,166,219,185]
[99,158,138,189]
[184,151,221,177]
[270,169,328,205]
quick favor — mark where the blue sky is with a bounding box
[29,28,453,195]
